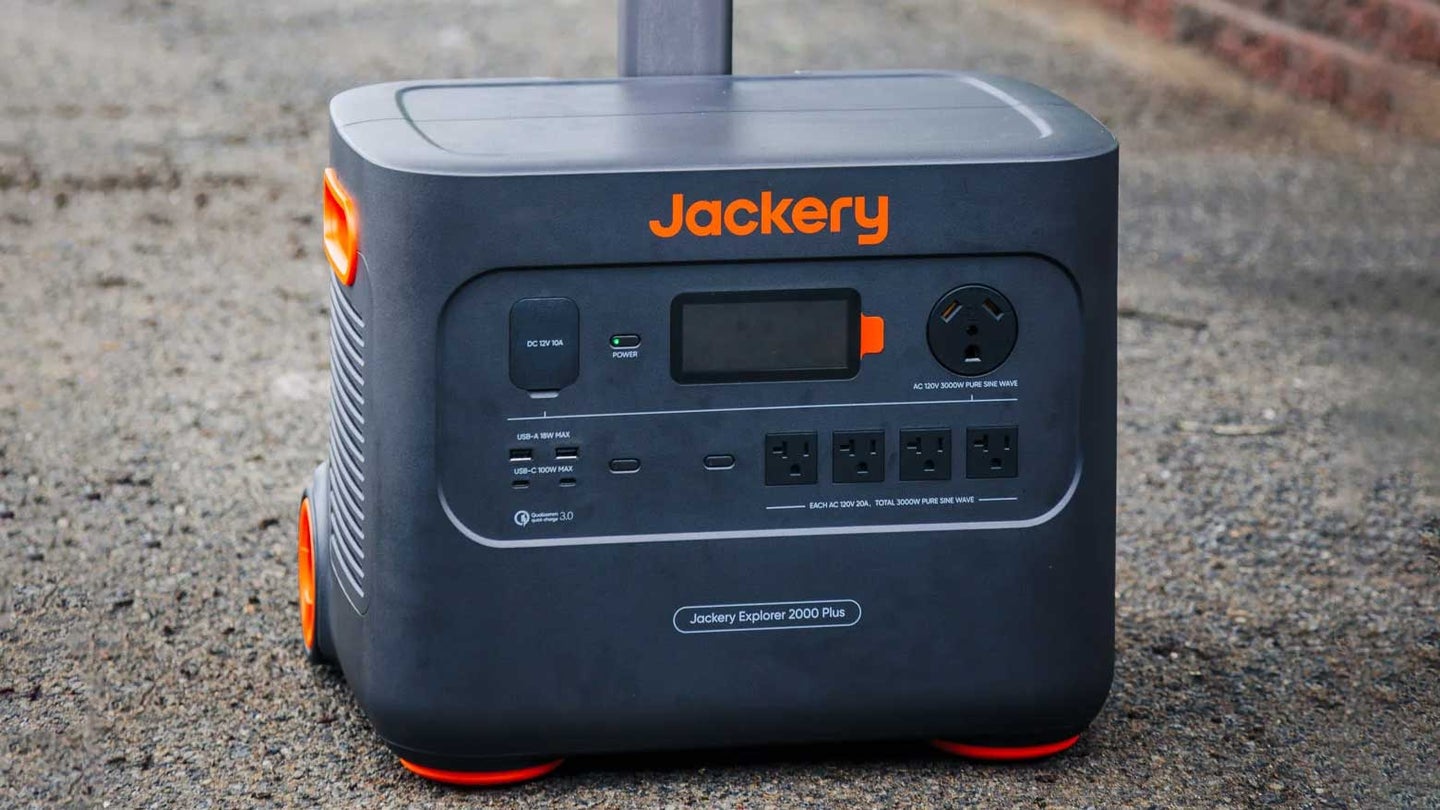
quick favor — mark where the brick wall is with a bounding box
[1228,0,1440,66]
[1085,0,1440,132]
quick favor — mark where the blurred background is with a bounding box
[1,0,1436,806]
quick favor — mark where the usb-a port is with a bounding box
[555,446,580,460]
[510,448,534,462]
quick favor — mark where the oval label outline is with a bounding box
[673,599,862,634]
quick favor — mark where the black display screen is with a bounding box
[671,289,860,383]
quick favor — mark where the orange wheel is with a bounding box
[297,497,317,653]
[400,758,564,786]
[931,735,1080,762]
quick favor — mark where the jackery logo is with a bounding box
[649,192,890,246]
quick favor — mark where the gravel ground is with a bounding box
[2,0,1438,807]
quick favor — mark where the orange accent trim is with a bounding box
[931,735,1080,762]
[323,168,359,286]
[400,758,563,786]
[297,498,316,651]
[860,313,885,357]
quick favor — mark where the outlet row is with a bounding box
[764,427,1018,486]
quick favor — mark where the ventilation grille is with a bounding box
[327,275,367,610]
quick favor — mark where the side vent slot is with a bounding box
[327,275,367,612]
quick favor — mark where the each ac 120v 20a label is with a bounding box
[799,496,979,511]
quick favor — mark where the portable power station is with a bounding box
[296,0,1116,786]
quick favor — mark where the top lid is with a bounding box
[330,71,1116,176]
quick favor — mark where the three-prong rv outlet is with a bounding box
[298,71,1117,782]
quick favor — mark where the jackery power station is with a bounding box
[296,0,1117,785]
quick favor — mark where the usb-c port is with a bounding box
[511,479,530,490]
[559,477,577,487]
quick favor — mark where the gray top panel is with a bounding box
[331,72,1116,176]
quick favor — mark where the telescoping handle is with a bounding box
[619,0,733,77]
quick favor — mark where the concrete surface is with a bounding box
[2,0,1438,807]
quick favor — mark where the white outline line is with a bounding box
[437,462,1082,549]
[962,76,1054,139]
[506,397,1018,423]
[673,599,863,634]
[771,497,1019,509]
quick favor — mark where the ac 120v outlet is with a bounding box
[967,426,1019,479]
[927,285,1017,376]
[765,432,818,485]
[899,428,951,481]
[833,430,885,483]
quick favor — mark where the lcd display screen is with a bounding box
[671,289,860,383]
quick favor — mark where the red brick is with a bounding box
[1108,0,1440,68]
[1284,44,1349,103]
[1380,5,1440,65]
[1340,76,1396,123]
[1133,0,1177,37]
[1341,0,1389,43]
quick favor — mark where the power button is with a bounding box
[509,297,579,391]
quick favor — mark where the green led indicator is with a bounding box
[611,337,621,346]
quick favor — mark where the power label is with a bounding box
[673,599,861,634]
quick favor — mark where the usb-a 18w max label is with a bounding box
[673,599,861,634]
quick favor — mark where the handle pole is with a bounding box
[619,0,733,77]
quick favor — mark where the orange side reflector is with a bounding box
[860,313,885,357]
[323,168,359,286]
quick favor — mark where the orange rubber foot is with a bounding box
[400,757,563,787]
[931,735,1080,762]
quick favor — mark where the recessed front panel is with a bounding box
[437,255,1083,547]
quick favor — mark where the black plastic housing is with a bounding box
[309,71,1118,769]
